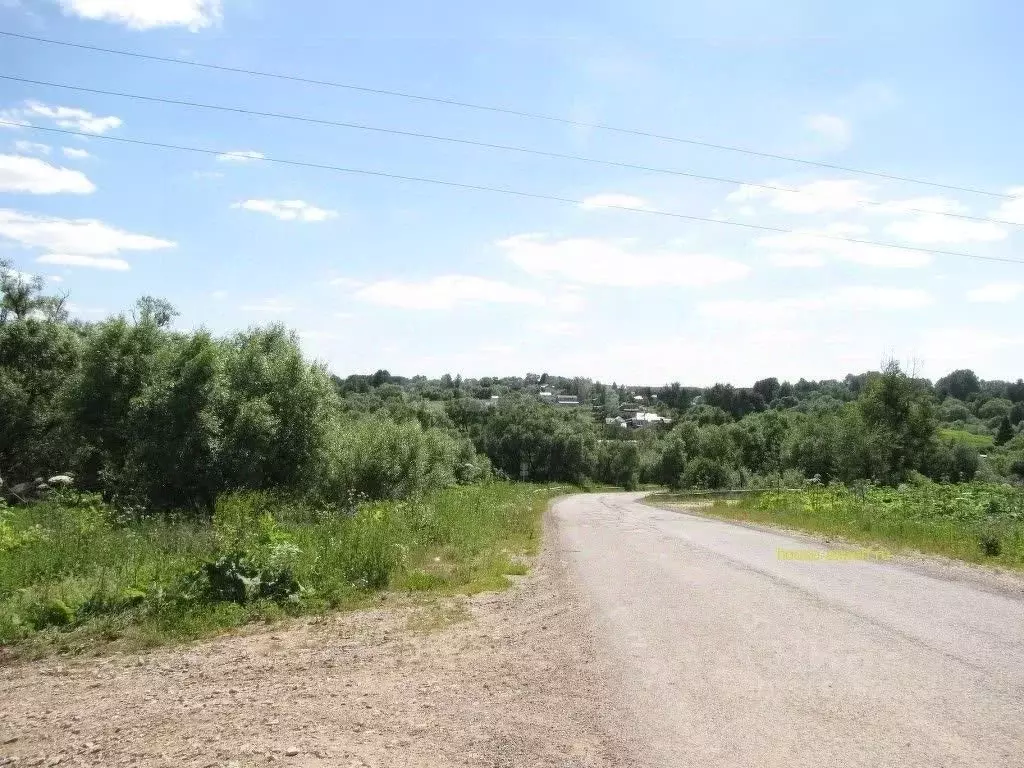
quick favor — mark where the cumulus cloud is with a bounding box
[988,187,1024,225]
[232,199,337,222]
[0,154,95,194]
[754,223,931,268]
[530,320,581,337]
[217,150,264,163]
[57,0,221,30]
[18,101,122,134]
[727,179,872,214]
[355,275,544,310]
[867,196,968,216]
[499,234,750,287]
[62,147,92,159]
[329,276,366,289]
[698,286,933,322]
[14,141,50,155]
[805,113,851,149]
[0,209,175,255]
[884,214,1005,245]
[966,282,1024,303]
[37,253,130,271]
[579,193,649,211]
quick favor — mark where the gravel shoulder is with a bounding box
[0,504,630,768]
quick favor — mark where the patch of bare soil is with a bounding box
[0,522,628,767]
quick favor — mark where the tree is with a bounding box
[857,362,938,484]
[935,369,981,402]
[752,377,781,405]
[995,417,1014,446]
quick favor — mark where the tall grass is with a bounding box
[0,482,554,658]
[650,482,1024,568]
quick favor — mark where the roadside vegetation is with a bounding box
[649,483,1024,569]
[2,262,1023,653]
[0,482,553,657]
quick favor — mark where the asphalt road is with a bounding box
[554,493,1024,767]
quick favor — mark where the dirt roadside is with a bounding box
[0,508,631,768]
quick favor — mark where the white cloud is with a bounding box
[499,234,750,287]
[767,251,827,268]
[917,328,1024,374]
[0,155,96,195]
[805,113,852,149]
[21,102,122,134]
[551,291,587,313]
[14,141,50,155]
[727,179,872,214]
[884,214,1005,245]
[579,193,649,210]
[0,111,29,130]
[754,223,931,268]
[210,290,228,300]
[240,297,294,314]
[868,196,968,216]
[355,275,544,310]
[966,282,1024,303]
[530,320,581,337]
[988,187,1024,225]
[61,147,92,160]
[698,286,933,323]
[217,150,264,163]
[0,209,175,255]
[232,199,337,222]
[57,0,221,30]
[329,276,365,289]
[37,253,130,271]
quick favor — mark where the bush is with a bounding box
[681,457,735,489]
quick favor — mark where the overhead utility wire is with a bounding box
[0,28,1013,201]
[4,73,1021,229]
[4,120,1021,267]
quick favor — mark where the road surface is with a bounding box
[554,493,1024,767]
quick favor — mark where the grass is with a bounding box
[0,482,558,660]
[647,482,1024,569]
[939,428,996,450]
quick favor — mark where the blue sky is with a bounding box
[1,0,1022,385]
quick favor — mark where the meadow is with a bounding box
[649,482,1024,569]
[0,482,557,658]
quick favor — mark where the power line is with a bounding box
[4,119,1021,267]
[4,73,1021,230]
[0,28,1011,201]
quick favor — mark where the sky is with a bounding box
[1,0,1023,386]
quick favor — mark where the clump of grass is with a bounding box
[0,483,555,658]
[648,482,1024,568]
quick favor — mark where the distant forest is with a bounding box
[3,262,1022,513]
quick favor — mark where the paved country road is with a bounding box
[554,493,1024,768]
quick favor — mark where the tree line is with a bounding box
[2,263,1022,513]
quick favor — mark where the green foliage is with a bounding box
[939,429,995,450]
[681,456,735,490]
[682,482,1024,567]
[0,483,555,652]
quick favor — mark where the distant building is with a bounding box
[556,395,580,406]
[605,416,627,428]
[628,412,672,429]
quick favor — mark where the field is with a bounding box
[939,428,996,450]
[649,482,1024,569]
[0,482,558,658]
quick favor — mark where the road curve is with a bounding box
[553,493,1024,767]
